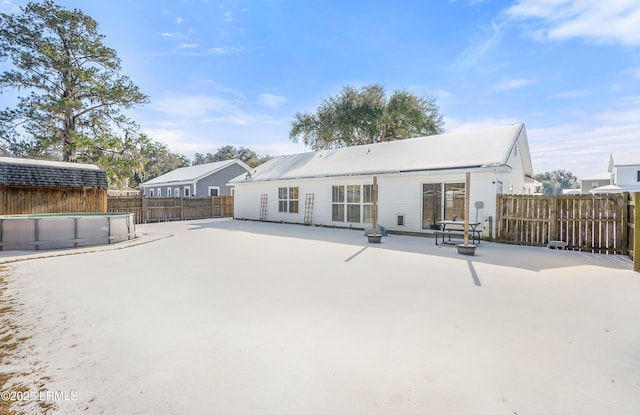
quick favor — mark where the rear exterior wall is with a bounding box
[233,170,517,237]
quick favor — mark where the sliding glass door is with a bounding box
[444,182,465,221]
[422,183,442,229]
[422,182,465,229]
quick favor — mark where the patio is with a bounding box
[1,218,639,414]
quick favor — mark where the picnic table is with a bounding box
[435,220,482,245]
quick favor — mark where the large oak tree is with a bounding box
[290,84,444,150]
[0,1,149,185]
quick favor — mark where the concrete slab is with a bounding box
[2,218,639,414]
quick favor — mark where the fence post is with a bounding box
[180,197,184,220]
[621,192,629,255]
[495,194,501,241]
[634,192,639,272]
[549,196,558,243]
[141,193,147,224]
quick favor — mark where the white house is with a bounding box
[230,124,535,237]
[140,159,251,198]
[609,152,640,192]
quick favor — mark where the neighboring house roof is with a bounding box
[581,172,611,181]
[231,124,531,183]
[589,184,624,194]
[0,157,107,189]
[141,159,250,187]
[609,151,640,171]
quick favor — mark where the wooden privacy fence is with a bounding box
[496,193,639,257]
[630,193,639,271]
[1,186,107,215]
[107,196,233,224]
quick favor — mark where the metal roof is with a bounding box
[141,159,250,186]
[231,124,529,183]
[580,172,611,181]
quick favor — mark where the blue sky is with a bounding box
[1,0,639,178]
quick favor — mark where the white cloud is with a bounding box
[629,67,640,80]
[157,32,177,38]
[176,43,199,49]
[176,17,185,24]
[257,93,287,108]
[507,0,640,46]
[491,77,536,91]
[151,95,240,119]
[595,96,640,123]
[224,11,234,22]
[141,127,204,154]
[207,47,228,55]
[449,0,487,5]
[0,0,19,13]
[140,93,292,157]
[182,46,257,56]
[436,90,454,99]
[444,116,519,132]
[549,89,592,99]
[528,123,639,177]
[149,94,282,126]
[452,20,505,70]
[444,105,639,179]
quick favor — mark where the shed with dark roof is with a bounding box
[0,157,108,214]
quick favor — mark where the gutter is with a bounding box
[231,164,512,184]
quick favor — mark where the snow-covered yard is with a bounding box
[1,218,639,414]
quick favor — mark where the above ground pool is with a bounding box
[0,212,136,251]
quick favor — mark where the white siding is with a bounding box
[613,165,640,186]
[234,169,513,236]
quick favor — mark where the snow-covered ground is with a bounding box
[1,218,639,414]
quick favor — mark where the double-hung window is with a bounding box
[332,184,374,223]
[332,186,345,221]
[278,187,299,213]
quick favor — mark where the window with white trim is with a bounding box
[184,186,191,197]
[278,187,299,213]
[167,188,172,197]
[332,184,373,223]
[332,186,345,221]
[156,187,161,197]
[208,186,220,196]
[174,187,180,198]
[149,188,154,197]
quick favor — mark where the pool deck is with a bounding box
[1,218,639,415]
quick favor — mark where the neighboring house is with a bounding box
[580,172,611,194]
[140,159,251,198]
[108,187,141,197]
[0,157,108,214]
[609,152,640,192]
[230,124,535,237]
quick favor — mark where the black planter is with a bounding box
[457,243,476,255]
[367,234,382,243]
